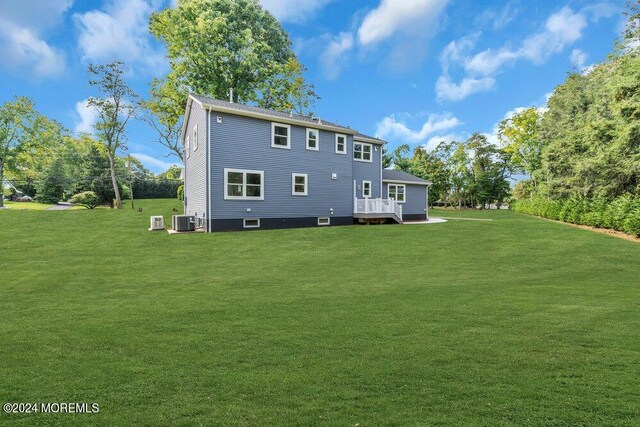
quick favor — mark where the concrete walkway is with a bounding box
[47,204,74,210]
[437,217,494,221]
[403,217,448,225]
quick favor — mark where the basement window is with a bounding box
[318,217,330,226]
[243,219,260,229]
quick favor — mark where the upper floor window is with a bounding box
[362,181,371,198]
[335,134,347,154]
[193,125,198,151]
[388,184,405,203]
[272,123,291,149]
[185,135,190,159]
[224,168,264,200]
[306,129,319,151]
[354,142,372,162]
[292,173,308,196]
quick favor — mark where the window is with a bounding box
[353,142,372,162]
[224,169,264,200]
[335,134,347,154]
[193,125,198,151]
[272,123,291,149]
[185,135,190,159]
[306,129,319,151]
[292,173,308,196]
[388,184,405,203]
[362,181,371,198]
[243,219,260,228]
[318,217,330,226]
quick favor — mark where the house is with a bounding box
[181,94,431,232]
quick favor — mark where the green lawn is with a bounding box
[1,200,639,425]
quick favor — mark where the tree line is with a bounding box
[506,3,640,236]
[1,0,318,208]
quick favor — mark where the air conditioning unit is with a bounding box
[172,215,195,232]
[150,216,164,230]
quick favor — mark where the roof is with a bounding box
[191,94,350,131]
[188,94,386,144]
[382,169,431,186]
[354,132,386,144]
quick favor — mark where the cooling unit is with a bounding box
[150,216,164,231]
[172,215,195,232]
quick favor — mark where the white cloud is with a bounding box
[74,99,99,134]
[474,3,518,30]
[0,23,67,78]
[358,0,448,46]
[259,0,334,23]
[320,32,353,79]
[374,112,461,144]
[436,5,613,101]
[74,0,167,73]
[422,133,465,151]
[0,0,71,78]
[436,75,495,101]
[131,153,180,173]
[464,7,587,76]
[570,48,587,69]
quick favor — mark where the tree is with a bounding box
[498,108,544,187]
[148,0,319,149]
[158,165,182,180]
[87,61,138,209]
[141,77,185,162]
[257,58,319,115]
[390,144,412,172]
[0,97,37,208]
[36,156,71,203]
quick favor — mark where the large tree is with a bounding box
[498,108,544,188]
[0,97,37,208]
[147,0,319,160]
[87,61,138,209]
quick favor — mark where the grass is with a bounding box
[2,201,56,210]
[1,199,639,425]
[2,201,85,211]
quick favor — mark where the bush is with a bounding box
[512,193,640,237]
[623,210,640,236]
[177,184,184,201]
[70,191,99,209]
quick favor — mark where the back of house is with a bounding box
[182,95,430,232]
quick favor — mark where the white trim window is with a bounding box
[292,173,308,196]
[243,218,260,228]
[317,217,330,226]
[388,184,406,203]
[185,135,190,159]
[306,129,319,151]
[353,142,372,162]
[193,125,198,151]
[224,168,264,200]
[335,134,347,154]
[362,181,371,198]
[272,123,291,149]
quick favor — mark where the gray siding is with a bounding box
[383,182,427,217]
[352,143,382,199]
[209,112,354,219]
[184,102,207,219]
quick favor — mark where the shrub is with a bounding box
[603,195,634,231]
[177,184,184,201]
[623,209,640,236]
[71,191,99,209]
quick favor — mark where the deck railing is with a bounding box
[354,198,402,219]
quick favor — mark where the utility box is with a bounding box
[172,215,195,232]
[150,216,164,231]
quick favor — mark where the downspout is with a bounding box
[206,108,212,232]
[426,185,430,220]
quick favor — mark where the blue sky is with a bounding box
[0,0,624,173]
